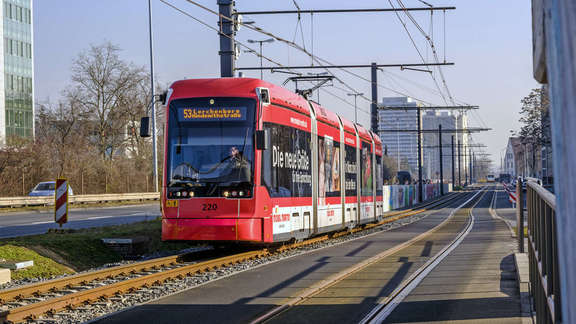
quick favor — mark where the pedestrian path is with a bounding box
[385,190,529,323]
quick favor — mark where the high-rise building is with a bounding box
[422,110,457,181]
[377,97,421,175]
[0,0,34,146]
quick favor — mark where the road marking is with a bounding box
[30,221,52,225]
[86,216,116,220]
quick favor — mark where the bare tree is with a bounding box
[68,42,148,160]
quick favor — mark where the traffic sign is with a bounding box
[54,178,68,227]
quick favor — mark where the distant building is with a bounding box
[378,96,471,183]
[0,0,34,146]
[504,137,521,177]
[504,136,542,179]
[422,110,457,182]
[377,97,420,175]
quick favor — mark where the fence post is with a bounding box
[517,177,525,253]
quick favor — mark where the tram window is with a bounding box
[344,144,357,197]
[261,122,312,198]
[360,141,373,197]
[318,136,341,198]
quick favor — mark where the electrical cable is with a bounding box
[158,0,287,69]
[396,0,455,104]
[181,0,445,108]
[387,0,449,105]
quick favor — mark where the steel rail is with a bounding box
[249,189,481,324]
[0,192,465,323]
[360,188,487,323]
[0,193,457,304]
[0,253,191,304]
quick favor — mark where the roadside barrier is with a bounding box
[0,192,160,208]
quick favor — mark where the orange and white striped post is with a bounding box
[54,178,68,227]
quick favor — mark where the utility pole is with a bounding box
[469,149,473,184]
[417,105,423,202]
[347,92,364,124]
[147,0,158,192]
[451,135,455,188]
[438,124,444,195]
[218,0,235,77]
[457,139,461,187]
[371,63,378,133]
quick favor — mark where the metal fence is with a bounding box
[526,180,561,323]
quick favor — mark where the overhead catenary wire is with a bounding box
[396,0,455,104]
[158,0,287,70]
[181,0,446,108]
[155,0,378,124]
[387,0,448,105]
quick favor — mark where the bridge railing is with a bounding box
[0,193,160,208]
[526,180,561,323]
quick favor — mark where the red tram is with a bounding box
[161,78,384,243]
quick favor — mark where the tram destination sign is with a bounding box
[178,107,247,122]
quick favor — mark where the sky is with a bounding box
[33,1,539,170]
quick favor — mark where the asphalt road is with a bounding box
[0,204,161,239]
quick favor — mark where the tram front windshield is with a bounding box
[166,97,255,197]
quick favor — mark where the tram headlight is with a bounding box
[238,191,244,197]
[176,192,181,197]
[189,191,194,197]
[223,191,230,197]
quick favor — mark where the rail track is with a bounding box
[0,191,468,324]
[249,187,486,324]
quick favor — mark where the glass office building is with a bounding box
[0,0,33,146]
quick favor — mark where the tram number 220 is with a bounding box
[202,203,218,211]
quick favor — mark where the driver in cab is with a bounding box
[228,146,251,182]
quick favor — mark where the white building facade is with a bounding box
[422,111,458,181]
[377,97,420,175]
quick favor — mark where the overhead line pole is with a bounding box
[439,124,444,195]
[469,149,473,184]
[458,140,462,187]
[417,105,423,203]
[371,63,378,133]
[451,135,455,188]
[236,7,456,15]
[218,0,235,77]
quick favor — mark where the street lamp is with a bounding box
[346,92,364,124]
[147,0,159,192]
[247,38,274,79]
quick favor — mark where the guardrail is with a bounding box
[526,180,561,323]
[0,193,160,208]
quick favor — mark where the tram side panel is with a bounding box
[359,140,374,224]
[316,123,344,234]
[260,119,314,242]
[343,138,359,227]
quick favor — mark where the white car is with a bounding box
[29,181,74,197]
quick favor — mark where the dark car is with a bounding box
[396,171,412,185]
